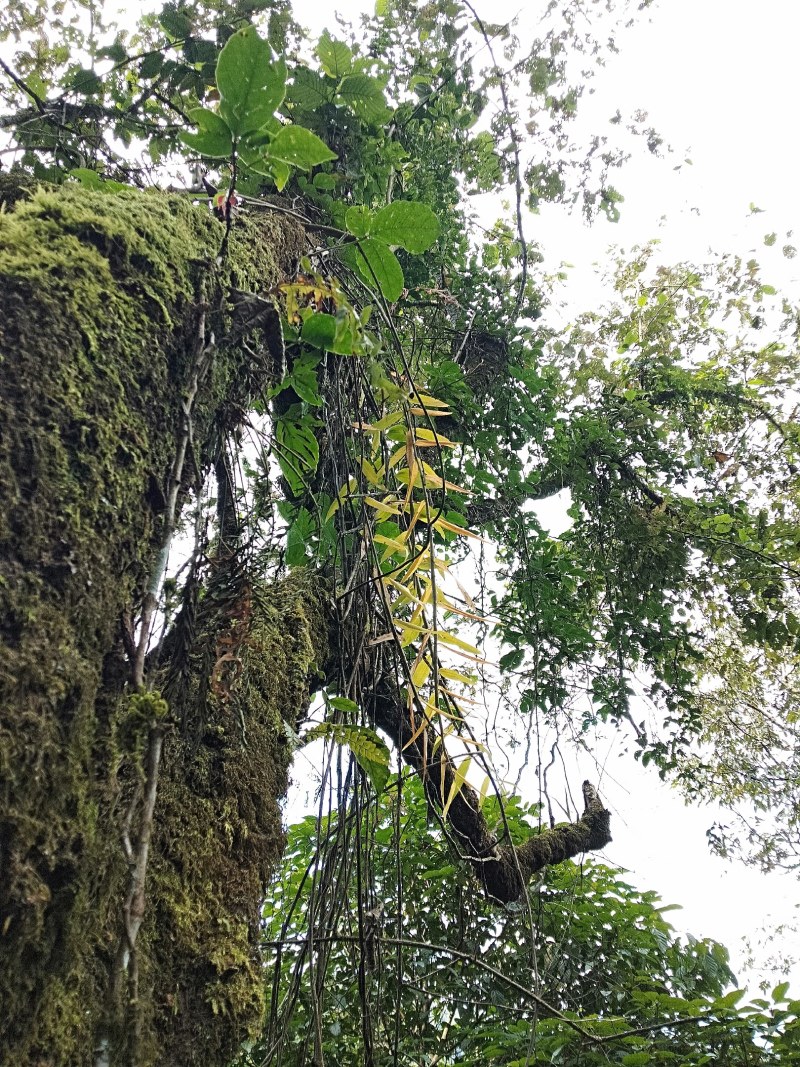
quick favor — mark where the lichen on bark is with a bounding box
[0,180,321,1065]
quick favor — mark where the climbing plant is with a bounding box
[1,0,799,1064]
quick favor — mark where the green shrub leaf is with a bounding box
[180,107,233,158]
[372,200,441,253]
[217,24,286,137]
[267,126,337,168]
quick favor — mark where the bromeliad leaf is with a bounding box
[372,201,441,253]
[180,107,233,158]
[216,24,286,138]
[267,126,338,168]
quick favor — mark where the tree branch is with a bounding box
[370,680,611,903]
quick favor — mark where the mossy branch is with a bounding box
[370,680,611,903]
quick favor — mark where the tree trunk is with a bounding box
[0,181,328,1066]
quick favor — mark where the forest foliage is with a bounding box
[2,0,800,1063]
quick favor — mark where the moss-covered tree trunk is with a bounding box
[0,182,327,1066]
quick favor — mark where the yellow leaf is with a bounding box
[439,667,478,687]
[412,427,457,448]
[373,410,405,431]
[374,533,408,560]
[434,629,479,655]
[414,393,451,409]
[360,457,386,486]
[365,496,401,516]
[442,757,472,819]
[411,656,431,688]
[326,476,357,521]
[432,516,486,541]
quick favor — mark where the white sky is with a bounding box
[287,0,800,990]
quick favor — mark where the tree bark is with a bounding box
[0,181,325,1066]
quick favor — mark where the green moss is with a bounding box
[0,182,312,1065]
[145,570,329,1065]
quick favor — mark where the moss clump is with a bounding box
[144,570,329,1065]
[0,182,308,1065]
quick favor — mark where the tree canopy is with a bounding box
[1,0,800,1064]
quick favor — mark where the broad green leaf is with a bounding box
[301,313,337,350]
[285,507,314,567]
[336,74,390,123]
[69,169,128,193]
[159,2,193,39]
[349,239,404,301]
[267,126,337,167]
[139,51,164,79]
[273,350,322,405]
[180,107,233,158]
[316,30,354,78]
[327,696,360,713]
[372,201,441,253]
[345,205,372,238]
[313,172,338,190]
[217,24,286,137]
[69,67,102,96]
[288,67,331,110]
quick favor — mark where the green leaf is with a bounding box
[159,2,193,39]
[348,239,404,301]
[313,172,338,190]
[273,350,322,405]
[327,696,360,713]
[285,507,314,567]
[499,648,524,671]
[300,313,337,351]
[372,200,441,253]
[139,51,164,79]
[180,107,233,158]
[345,205,372,238]
[288,67,331,110]
[275,414,319,494]
[773,981,791,1003]
[68,169,128,193]
[316,30,354,78]
[217,24,286,137]
[304,723,391,794]
[69,67,103,96]
[183,37,217,65]
[336,74,390,123]
[266,126,337,167]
